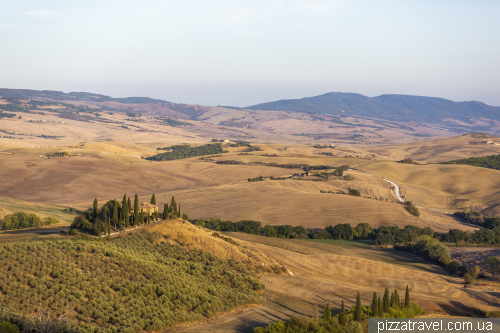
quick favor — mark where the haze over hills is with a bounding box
[246,92,500,127]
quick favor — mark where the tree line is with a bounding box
[0,213,59,230]
[253,286,423,333]
[71,194,187,236]
[440,154,500,170]
[147,144,225,161]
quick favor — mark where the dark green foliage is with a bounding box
[372,292,378,316]
[323,303,331,322]
[405,286,410,308]
[0,321,20,333]
[484,256,500,278]
[163,204,168,219]
[122,195,129,228]
[112,201,118,227]
[406,201,420,217]
[134,194,139,223]
[0,213,58,231]
[378,297,383,317]
[151,194,156,205]
[440,154,500,170]
[326,223,353,240]
[347,188,361,196]
[0,231,264,332]
[339,300,346,326]
[354,292,361,322]
[92,198,98,219]
[383,288,390,313]
[147,144,224,161]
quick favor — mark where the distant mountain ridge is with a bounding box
[246,92,500,125]
[0,88,169,104]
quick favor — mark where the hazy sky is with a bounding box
[1,1,499,107]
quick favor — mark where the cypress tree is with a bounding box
[394,289,399,308]
[405,285,410,308]
[323,303,331,322]
[177,204,181,218]
[134,194,139,223]
[112,201,118,227]
[108,219,110,236]
[372,292,378,317]
[383,288,390,313]
[151,193,156,205]
[339,300,346,326]
[390,292,394,308]
[147,213,150,224]
[92,198,98,219]
[122,194,129,228]
[163,203,168,219]
[378,297,382,317]
[170,196,176,214]
[355,292,361,322]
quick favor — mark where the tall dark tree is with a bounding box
[390,292,394,308]
[151,193,156,205]
[378,297,382,317]
[355,292,362,322]
[323,303,331,322]
[177,204,181,218]
[372,292,378,316]
[134,194,139,223]
[147,213,150,224]
[92,198,98,219]
[127,197,132,224]
[339,300,346,326]
[163,203,168,219]
[112,201,118,228]
[405,285,410,308]
[394,289,400,308]
[107,219,110,236]
[383,288,390,313]
[170,196,176,214]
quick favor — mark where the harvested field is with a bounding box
[358,161,500,212]
[168,234,500,332]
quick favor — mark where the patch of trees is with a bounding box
[348,188,361,196]
[253,287,423,333]
[147,144,224,161]
[0,213,59,230]
[126,112,141,117]
[0,111,16,119]
[163,118,189,126]
[216,160,244,165]
[70,194,183,236]
[0,231,264,332]
[46,151,70,157]
[406,201,420,217]
[398,158,419,164]
[440,154,500,170]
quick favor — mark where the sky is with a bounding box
[1,0,500,107]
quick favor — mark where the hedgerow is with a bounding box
[0,231,264,332]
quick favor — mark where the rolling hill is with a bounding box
[246,92,500,129]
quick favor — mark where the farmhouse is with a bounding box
[137,202,158,215]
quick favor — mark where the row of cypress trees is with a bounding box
[323,286,411,324]
[91,193,182,234]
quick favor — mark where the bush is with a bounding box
[0,321,20,333]
[348,188,361,197]
[406,201,420,217]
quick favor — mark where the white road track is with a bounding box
[381,178,405,203]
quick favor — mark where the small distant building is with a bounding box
[224,139,230,143]
[486,141,494,144]
[138,202,158,215]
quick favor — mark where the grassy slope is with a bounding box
[0,196,74,222]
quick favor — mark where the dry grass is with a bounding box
[358,161,500,212]
[142,219,280,269]
[167,233,500,332]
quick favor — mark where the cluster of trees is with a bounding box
[0,213,59,231]
[0,231,264,332]
[71,194,184,236]
[347,188,361,196]
[0,111,16,119]
[440,154,500,171]
[253,287,423,333]
[46,151,69,157]
[216,160,243,165]
[406,201,420,217]
[247,175,291,182]
[147,144,224,161]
